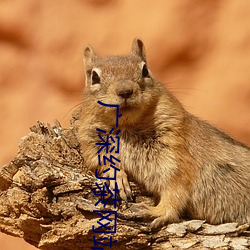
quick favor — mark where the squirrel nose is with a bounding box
[116,88,133,99]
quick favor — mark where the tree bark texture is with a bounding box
[0,108,249,249]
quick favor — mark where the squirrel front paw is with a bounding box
[102,168,132,203]
[113,169,132,202]
[128,202,180,230]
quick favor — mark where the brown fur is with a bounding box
[78,39,250,229]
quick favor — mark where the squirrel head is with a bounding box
[82,39,160,126]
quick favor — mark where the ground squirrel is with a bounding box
[78,38,250,229]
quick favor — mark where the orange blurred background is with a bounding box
[1,1,250,249]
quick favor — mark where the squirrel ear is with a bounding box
[131,38,147,63]
[83,45,98,71]
[83,46,99,86]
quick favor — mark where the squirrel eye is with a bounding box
[142,63,149,78]
[91,70,100,85]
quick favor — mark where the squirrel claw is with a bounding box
[109,169,132,203]
[149,216,168,231]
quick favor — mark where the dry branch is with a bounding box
[0,108,249,249]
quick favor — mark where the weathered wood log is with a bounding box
[0,109,249,249]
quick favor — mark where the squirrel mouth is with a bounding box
[119,99,135,110]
